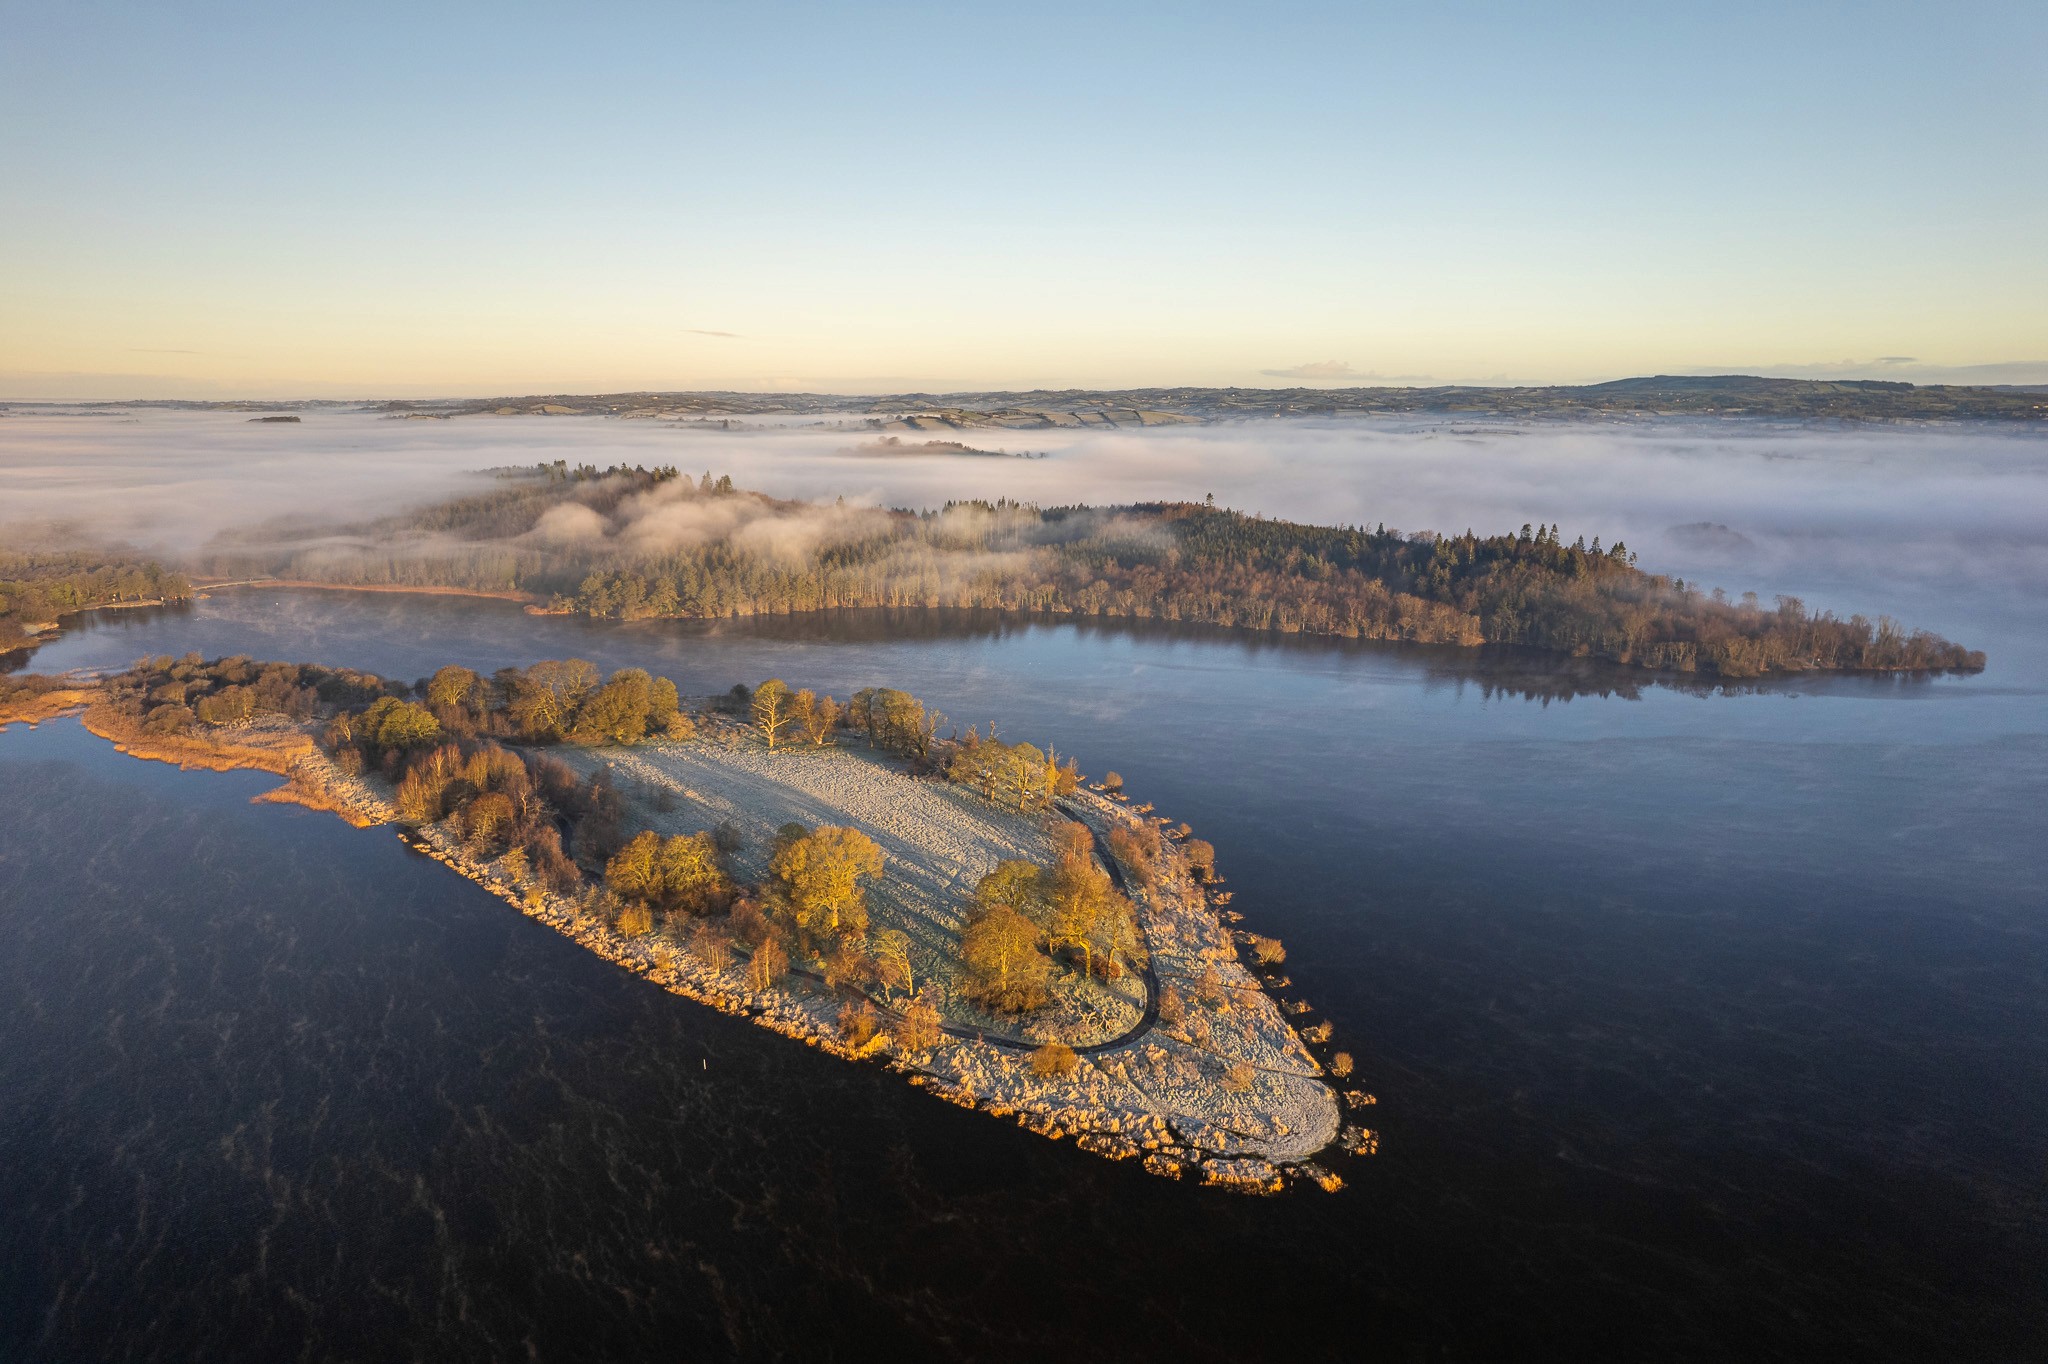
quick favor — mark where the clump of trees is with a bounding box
[891,994,944,1053]
[1029,1041,1079,1078]
[846,687,944,760]
[961,862,1054,1012]
[749,679,840,750]
[1106,821,1167,888]
[605,830,734,924]
[837,999,883,1047]
[619,820,889,1002]
[412,660,690,745]
[356,696,441,749]
[747,934,789,991]
[769,822,886,953]
[360,733,584,889]
[237,656,704,899]
[97,653,393,739]
[945,729,1079,811]
[746,679,962,772]
[0,671,72,711]
[960,823,1141,1014]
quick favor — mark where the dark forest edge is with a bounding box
[193,465,1986,680]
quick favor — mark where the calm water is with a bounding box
[3,590,2045,1361]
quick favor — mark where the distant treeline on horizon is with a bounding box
[8,372,2046,422]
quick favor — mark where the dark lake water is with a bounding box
[4,589,2045,1361]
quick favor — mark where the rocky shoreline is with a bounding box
[398,776,1356,1192]
[21,695,1369,1193]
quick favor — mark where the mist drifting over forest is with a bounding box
[4,407,2044,626]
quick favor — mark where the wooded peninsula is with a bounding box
[0,552,191,654]
[193,465,1985,680]
[1,653,1361,1193]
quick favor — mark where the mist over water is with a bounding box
[5,409,2044,638]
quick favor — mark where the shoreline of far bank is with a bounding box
[195,578,538,605]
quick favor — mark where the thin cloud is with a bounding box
[684,329,744,339]
[1259,361,1433,383]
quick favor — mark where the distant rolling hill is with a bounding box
[10,375,2044,424]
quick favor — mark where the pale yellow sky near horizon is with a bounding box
[8,310,2044,403]
[4,4,2043,401]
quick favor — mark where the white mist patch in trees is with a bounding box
[614,486,757,552]
[729,502,890,564]
[529,502,608,544]
[599,482,893,563]
[920,503,1175,557]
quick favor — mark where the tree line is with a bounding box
[188,469,1983,678]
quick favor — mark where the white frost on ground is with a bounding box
[560,718,1145,1044]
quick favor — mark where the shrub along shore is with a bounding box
[1,655,1365,1191]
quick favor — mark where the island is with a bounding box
[194,465,1987,680]
[0,655,1367,1193]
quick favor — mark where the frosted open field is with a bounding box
[563,719,1146,1043]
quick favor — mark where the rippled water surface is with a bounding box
[3,591,2045,1361]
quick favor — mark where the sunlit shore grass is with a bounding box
[0,687,98,730]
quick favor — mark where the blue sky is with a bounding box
[2,1,2043,397]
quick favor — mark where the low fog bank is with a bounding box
[4,406,2044,641]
